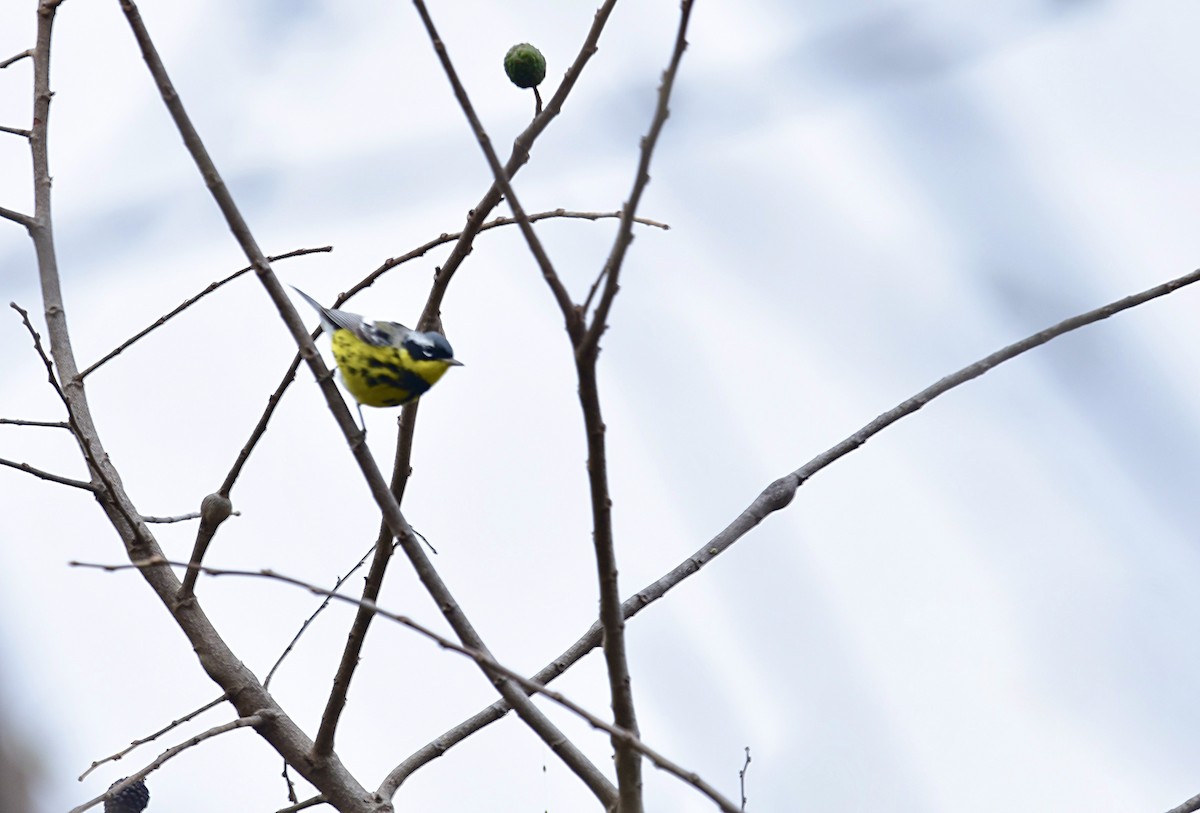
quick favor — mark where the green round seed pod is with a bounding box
[504,43,546,89]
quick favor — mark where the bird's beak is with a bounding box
[447,359,464,367]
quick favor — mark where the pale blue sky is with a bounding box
[2,1,1200,812]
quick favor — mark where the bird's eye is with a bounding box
[406,332,454,361]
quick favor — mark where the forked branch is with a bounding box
[117,0,616,804]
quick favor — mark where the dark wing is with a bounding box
[292,286,370,337]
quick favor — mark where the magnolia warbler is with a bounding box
[292,287,462,429]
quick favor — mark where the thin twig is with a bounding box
[0,49,33,69]
[218,353,303,497]
[263,542,376,689]
[73,557,740,813]
[410,0,577,333]
[216,210,657,501]
[582,1,691,354]
[77,542,369,778]
[276,795,326,813]
[313,520,398,753]
[0,417,70,428]
[121,0,615,803]
[348,209,667,305]
[381,264,1200,789]
[0,204,34,228]
[413,0,622,332]
[10,302,112,499]
[738,747,751,812]
[141,511,202,524]
[0,123,32,138]
[77,246,332,380]
[77,694,228,780]
[68,714,265,813]
[0,455,95,491]
[282,760,298,805]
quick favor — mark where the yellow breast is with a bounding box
[330,329,453,408]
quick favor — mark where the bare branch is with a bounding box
[409,0,578,337]
[217,209,659,500]
[141,511,198,524]
[413,0,622,332]
[179,491,234,596]
[73,557,739,813]
[314,525,397,753]
[68,714,265,813]
[0,49,33,69]
[119,0,615,802]
[383,264,1200,788]
[77,694,227,781]
[9,302,111,495]
[0,204,34,228]
[0,455,95,491]
[218,354,303,497]
[349,209,667,304]
[0,3,375,808]
[583,0,692,354]
[264,542,375,690]
[206,217,659,748]
[77,245,332,380]
[0,123,32,138]
[0,417,69,428]
[297,8,634,748]
[281,761,299,806]
[276,796,326,813]
[1165,792,1200,813]
[567,6,699,809]
[410,3,696,807]
[738,747,751,812]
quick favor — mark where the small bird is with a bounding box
[292,287,462,430]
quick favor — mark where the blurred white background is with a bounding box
[2,0,1200,811]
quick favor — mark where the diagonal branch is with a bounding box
[74,557,741,813]
[118,0,616,804]
[313,428,412,755]
[409,4,695,809]
[382,263,1200,787]
[69,713,265,813]
[20,2,379,809]
[413,0,622,333]
[1166,792,1200,813]
[217,210,659,502]
[409,0,578,335]
[0,49,33,69]
[582,0,692,355]
[77,246,332,380]
[0,453,96,491]
[0,204,34,228]
[77,694,228,781]
[360,7,627,765]
[264,542,376,690]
